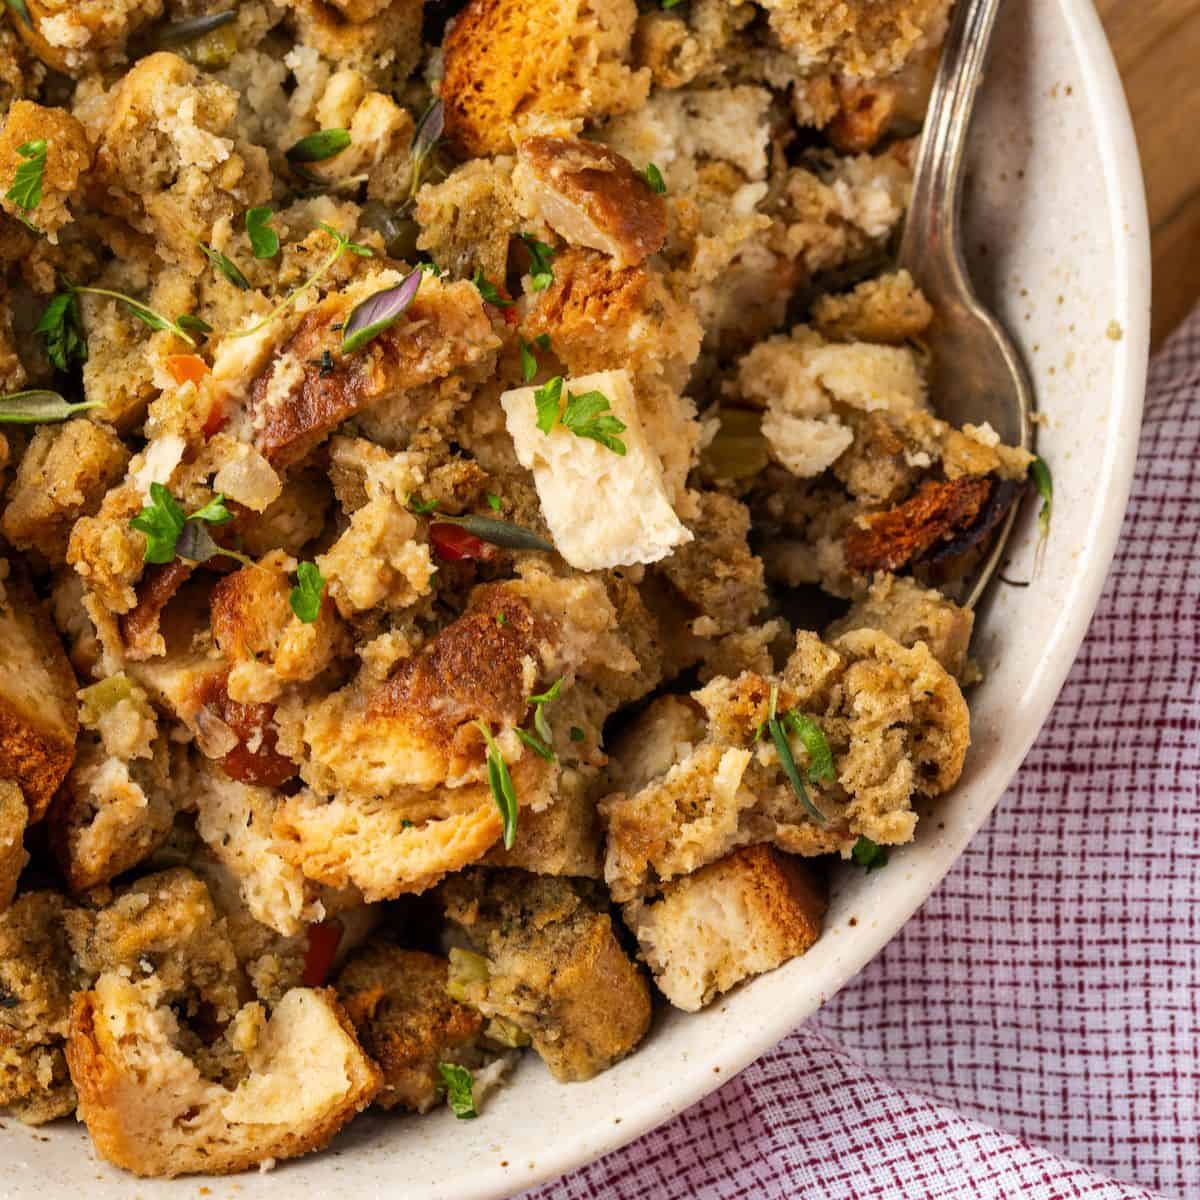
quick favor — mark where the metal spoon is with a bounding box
[897,0,1034,608]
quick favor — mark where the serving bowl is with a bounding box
[0,0,1149,1195]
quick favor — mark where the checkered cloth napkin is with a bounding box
[526,308,1200,1200]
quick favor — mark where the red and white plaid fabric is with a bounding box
[527,309,1200,1200]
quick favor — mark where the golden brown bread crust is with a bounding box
[0,779,25,912]
[0,101,91,238]
[336,945,483,1111]
[252,277,497,469]
[516,135,667,268]
[12,0,162,76]
[0,563,78,820]
[118,559,195,661]
[442,0,649,156]
[844,475,993,574]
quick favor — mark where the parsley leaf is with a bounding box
[5,138,46,215]
[486,492,501,512]
[198,242,251,290]
[472,268,514,308]
[851,836,889,873]
[289,561,325,623]
[407,494,439,514]
[35,290,88,371]
[245,206,280,258]
[569,726,585,743]
[286,128,351,164]
[519,234,555,292]
[436,1063,477,1120]
[533,375,563,433]
[783,712,834,784]
[475,721,518,850]
[642,163,667,194]
[130,483,186,564]
[519,338,538,384]
[130,486,236,564]
[561,390,627,455]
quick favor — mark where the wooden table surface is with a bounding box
[1097,0,1200,346]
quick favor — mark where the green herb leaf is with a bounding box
[436,1063,477,1120]
[528,677,562,747]
[176,313,213,336]
[662,0,685,7]
[3,0,32,28]
[561,389,627,455]
[1031,455,1052,542]
[0,390,100,424]
[439,513,554,553]
[286,128,351,164]
[176,519,249,565]
[341,269,422,355]
[783,712,835,784]
[569,726,585,743]
[34,291,88,371]
[533,375,563,433]
[69,284,198,347]
[642,163,667,194]
[227,225,372,339]
[5,138,46,214]
[198,241,251,290]
[156,10,236,46]
[407,494,440,514]
[515,727,554,761]
[851,835,889,873]
[289,561,325,624]
[418,260,444,277]
[408,99,445,202]
[519,234,555,292]
[529,678,563,707]
[188,494,233,525]
[475,721,518,850]
[519,337,539,384]
[768,711,825,825]
[130,483,187,564]
[245,206,280,258]
[486,492,502,512]
[472,268,514,308]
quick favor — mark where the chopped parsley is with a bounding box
[285,128,351,164]
[782,711,835,784]
[532,376,627,454]
[130,485,235,565]
[245,206,280,258]
[569,726,585,743]
[642,163,667,194]
[34,290,87,371]
[475,721,518,849]
[436,1063,477,1120]
[518,333,551,383]
[486,492,502,512]
[407,494,440,514]
[5,138,46,221]
[519,234,555,292]
[197,241,251,290]
[472,268,514,308]
[851,836,889,873]
[289,561,325,624]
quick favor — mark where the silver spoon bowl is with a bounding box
[897,0,1035,608]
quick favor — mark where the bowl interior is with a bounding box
[0,1,1149,1196]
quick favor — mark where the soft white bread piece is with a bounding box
[501,369,692,570]
[67,980,382,1178]
[0,560,78,820]
[0,779,26,912]
[625,843,825,1011]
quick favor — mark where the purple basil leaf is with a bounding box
[176,519,223,563]
[341,270,422,354]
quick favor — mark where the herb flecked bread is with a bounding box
[0,0,1034,1178]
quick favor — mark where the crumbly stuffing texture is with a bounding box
[0,0,1033,1176]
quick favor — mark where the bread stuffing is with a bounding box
[0,0,1033,1177]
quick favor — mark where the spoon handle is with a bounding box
[898,0,1004,280]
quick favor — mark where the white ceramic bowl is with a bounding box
[0,1,1150,1196]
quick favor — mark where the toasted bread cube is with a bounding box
[483,768,603,878]
[442,0,649,157]
[0,891,82,1123]
[626,844,826,1011]
[513,135,666,269]
[336,945,483,1112]
[0,561,78,820]
[827,573,974,679]
[0,101,91,240]
[67,980,382,1178]
[284,0,423,89]
[1,419,129,564]
[501,368,691,570]
[10,0,163,76]
[811,269,933,344]
[0,779,25,912]
[440,870,651,1082]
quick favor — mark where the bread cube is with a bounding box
[626,844,825,1011]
